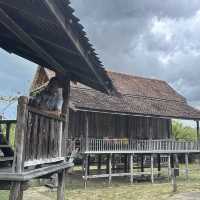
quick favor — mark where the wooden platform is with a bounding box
[0,161,73,181]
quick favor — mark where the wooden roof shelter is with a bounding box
[32,67,200,121]
[0,0,115,94]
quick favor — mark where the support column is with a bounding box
[97,154,102,174]
[108,154,112,185]
[157,154,161,177]
[151,154,154,184]
[9,97,28,200]
[141,155,144,173]
[185,153,189,180]
[57,170,66,200]
[168,154,171,180]
[197,121,200,142]
[84,154,88,189]
[124,154,128,173]
[130,154,133,184]
[87,154,91,176]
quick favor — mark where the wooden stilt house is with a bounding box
[0,0,115,199]
[31,66,200,185]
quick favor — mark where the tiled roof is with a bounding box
[32,67,200,120]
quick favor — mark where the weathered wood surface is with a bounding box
[69,111,171,139]
[10,96,28,200]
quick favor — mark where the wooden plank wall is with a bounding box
[69,110,171,139]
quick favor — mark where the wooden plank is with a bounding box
[0,162,73,181]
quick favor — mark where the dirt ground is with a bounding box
[170,192,200,200]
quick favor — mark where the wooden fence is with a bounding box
[23,106,65,167]
[80,138,200,154]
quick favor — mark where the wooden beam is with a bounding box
[43,0,111,94]
[0,7,65,74]
[97,154,102,173]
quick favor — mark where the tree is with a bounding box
[172,121,197,141]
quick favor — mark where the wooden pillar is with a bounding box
[185,153,189,180]
[84,154,88,189]
[168,154,171,180]
[85,113,89,152]
[197,121,200,142]
[130,154,133,184]
[124,154,128,173]
[106,154,109,174]
[108,154,112,185]
[61,78,70,157]
[151,154,154,184]
[97,154,102,174]
[57,170,66,200]
[141,155,144,173]
[157,154,161,177]
[6,122,11,144]
[87,154,91,176]
[112,154,115,173]
[9,97,28,200]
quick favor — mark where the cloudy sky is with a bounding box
[0,0,200,121]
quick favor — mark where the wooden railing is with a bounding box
[80,138,200,153]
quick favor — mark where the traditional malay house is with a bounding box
[31,67,200,186]
[0,1,115,199]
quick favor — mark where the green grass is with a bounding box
[1,164,200,200]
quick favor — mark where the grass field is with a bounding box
[1,164,200,200]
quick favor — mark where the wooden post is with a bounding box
[106,154,109,174]
[151,154,154,184]
[57,170,66,200]
[141,155,144,173]
[108,154,112,185]
[124,154,128,173]
[57,77,70,200]
[168,154,171,180]
[6,122,11,145]
[197,121,200,142]
[9,96,28,200]
[157,154,161,177]
[87,154,91,176]
[61,78,70,157]
[97,154,102,173]
[172,168,177,193]
[130,154,133,184]
[84,154,88,189]
[85,113,89,152]
[185,153,189,180]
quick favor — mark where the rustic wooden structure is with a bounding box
[32,67,200,186]
[0,0,115,199]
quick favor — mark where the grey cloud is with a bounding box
[71,0,200,107]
